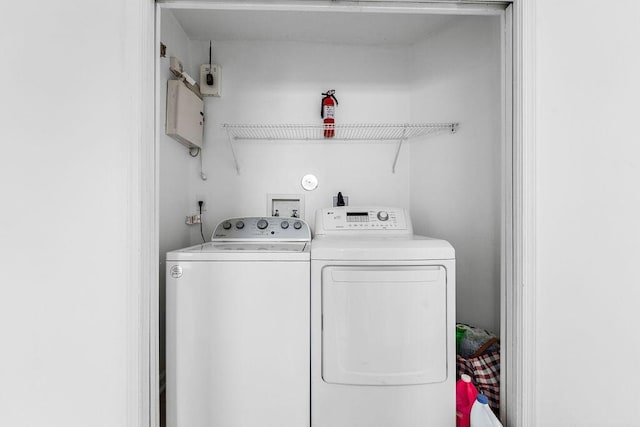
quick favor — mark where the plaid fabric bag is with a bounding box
[456,337,500,412]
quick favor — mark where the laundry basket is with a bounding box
[456,324,500,413]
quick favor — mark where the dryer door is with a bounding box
[322,265,447,385]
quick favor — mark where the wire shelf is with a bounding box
[222,122,459,174]
[223,122,458,141]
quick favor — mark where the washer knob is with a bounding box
[257,219,269,230]
[281,221,289,229]
[293,221,302,230]
[377,211,389,221]
[222,221,232,230]
[235,220,245,229]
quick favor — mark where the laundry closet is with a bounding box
[158,1,506,425]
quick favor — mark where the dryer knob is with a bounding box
[280,221,289,229]
[257,219,269,230]
[235,220,245,229]
[377,211,389,221]
[222,221,232,230]
[293,221,302,230]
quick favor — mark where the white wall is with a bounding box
[0,1,148,426]
[188,40,412,235]
[409,16,502,334]
[158,10,199,374]
[534,1,640,425]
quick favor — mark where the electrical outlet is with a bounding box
[185,214,202,225]
[267,194,304,219]
[200,64,221,97]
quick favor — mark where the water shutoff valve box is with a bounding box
[267,194,304,219]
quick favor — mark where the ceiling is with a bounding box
[171,9,463,46]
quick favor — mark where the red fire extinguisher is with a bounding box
[321,90,338,138]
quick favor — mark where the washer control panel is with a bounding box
[316,206,411,235]
[212,217,311,241]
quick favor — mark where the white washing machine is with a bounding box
[311,207,456,427]
[166,217,311,427]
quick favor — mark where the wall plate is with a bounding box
[332,195,349,207]
[200,64,221,97]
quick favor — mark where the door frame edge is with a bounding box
[509,1,537,426]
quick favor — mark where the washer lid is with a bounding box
[166,241,310,261]
[311,235,454,261]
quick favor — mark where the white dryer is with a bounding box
[166,217,311,427]
[311,207,456,427]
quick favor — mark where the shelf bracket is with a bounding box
[391,127,408,174]
[226,130,241,174]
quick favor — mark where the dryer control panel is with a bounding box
[315,207,412,235]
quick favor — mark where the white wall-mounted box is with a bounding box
[267,194,305,219]
[166,80,204,149]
